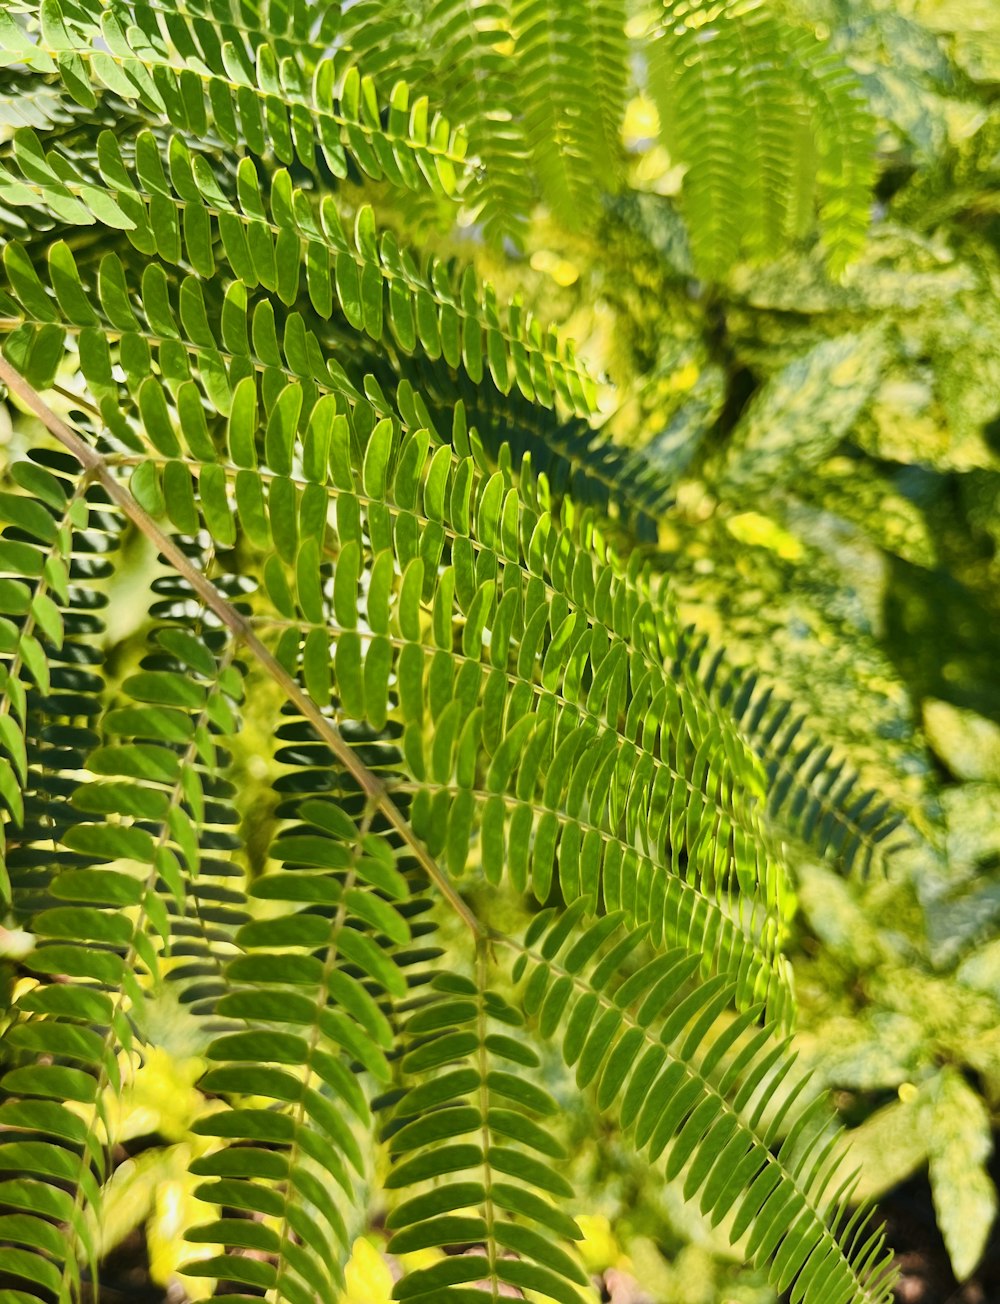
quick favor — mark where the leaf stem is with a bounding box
[0,355,483,940]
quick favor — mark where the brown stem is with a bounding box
[0,355,483,939]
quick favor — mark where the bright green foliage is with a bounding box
[646,0,875,276]
[382,974,590,1304]
[513,0,628,229]
[264,0,872,267]
[515,906,895,1302]
[0,2,903,1303]
[0,128,595,412]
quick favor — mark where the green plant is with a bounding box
[794,842,1000,1286]
[0,2,912,1303]
[560,0,1000,1286]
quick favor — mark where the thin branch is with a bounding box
[0,354,483,940]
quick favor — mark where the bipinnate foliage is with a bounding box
[0,2,896,1303]
[647,1,874,276]
[0,0,876,277]
[681,634,907,879]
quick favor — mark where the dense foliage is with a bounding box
[0,1,997,1302]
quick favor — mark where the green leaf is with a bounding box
[228,376,259,468]
[713,331,888,495]
[929,1069,997,1281]
[265,383,303,476]
[0,493,57,544]
[62,823,155,862]
[0,715,27,783]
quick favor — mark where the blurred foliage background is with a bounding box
[3,0,1000,1300]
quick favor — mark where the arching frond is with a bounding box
[680,634,908,876]
[181,797,411,1300]
[0,507,248,1296]
[334,0,430,86]
[788,26,877,276]
[0,454,118,907]
[0,232,787,1011]
[0,129,596,415]
[2,0,471,199]
[120,0,343,74]
[0,3,899,1297]
[423,0,531,244]
[513,907,899,1304]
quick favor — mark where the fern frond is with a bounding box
[108,545,251,1013]
[788,29,876,276]
[512,0,628,228]
[419,372,674,533]
[381,971,591,1304]
[114,0,342,74]
[648,1,747,278]
[0,453,112,906]
[181,796,414,1300]
[647,0,875,278]
[0,469,119,1304]
[513,906,899,1304]
[335,0,430,86]
[423,0,531,245]
[728,3,809,255]
[681,634,908,876]
[0,130,597,415]
[2,0,470,198]
[0,229,788,1013]
[0,512,249,1302]
[581,0,629,170]
[0,2,910,1296]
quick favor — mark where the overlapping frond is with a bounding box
[339,0,533,243]
[421,0,531,245]
[1,0,470,198]
[680,634,908,876]
[0,509,247,1300]
[0,452,116,908]
[0,2,899,1297]
[114,546,251,1013]
[0,226,789,1014]
[647,0,875,278]
[0,67,79,131]
[119,0,343,73]
[514,907,899,1304]
[406,368,673,535]
[1,0,875,272]
[181,796,413,1301]
[512,0,628,227]
[788,27,877,276]
[0,128,596,415]
[0,248,798,1301]
[334,0,429,86]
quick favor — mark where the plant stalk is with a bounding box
[0,355,483,939]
